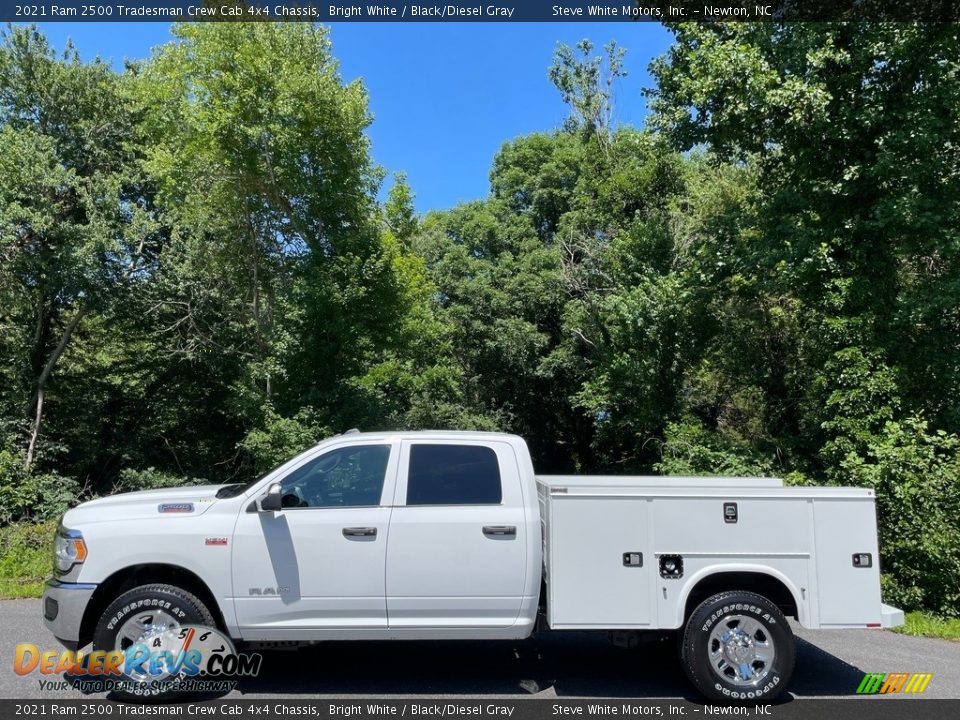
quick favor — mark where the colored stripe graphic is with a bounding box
[857,672,932,694]
[903,673,933,693]
[880,673,909,693]
[857,673,886,694]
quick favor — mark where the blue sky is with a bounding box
[36,22,673,212]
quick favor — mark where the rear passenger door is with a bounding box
[385,440,527,628]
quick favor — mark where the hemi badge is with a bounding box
[159,503,194,513]
[205,537,228,546]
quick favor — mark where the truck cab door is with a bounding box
[231,440,398,640]
[385,440,529,629]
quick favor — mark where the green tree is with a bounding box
[649,22,960,441]
[135,23,427,477]
[649,22,960,614]
[0,26,154,470]
[384,173,419,243]
[549,39,627,146]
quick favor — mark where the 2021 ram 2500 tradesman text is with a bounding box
[43,430,903,701]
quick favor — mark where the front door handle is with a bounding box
[482,525,516,537]
[342,527,377,538]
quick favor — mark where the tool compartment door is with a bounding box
[546,495,654,628]
[813,498,882,626]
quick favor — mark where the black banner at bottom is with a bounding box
[2,699,959,720]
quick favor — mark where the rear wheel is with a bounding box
[680,590,794,702]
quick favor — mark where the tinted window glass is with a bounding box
[279,445,390,508]
[407,444,502,505]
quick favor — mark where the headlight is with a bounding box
[53,527,87,574]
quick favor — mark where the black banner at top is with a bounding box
[2,0,959,23]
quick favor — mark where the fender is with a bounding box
[669,562,809,629]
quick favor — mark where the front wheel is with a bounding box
[92,583,215,701]
[680,591,795,702]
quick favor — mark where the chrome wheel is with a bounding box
[114,609,182,682]
[707,614,776,687]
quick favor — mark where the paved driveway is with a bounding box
[2,599,957,699]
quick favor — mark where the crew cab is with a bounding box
[43,430,903,701]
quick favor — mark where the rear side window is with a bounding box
[407,444,502,506]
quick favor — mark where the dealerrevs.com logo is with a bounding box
[14,625,261,696]
[856,672,933,694]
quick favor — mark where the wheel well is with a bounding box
[683,572,799,622]
[80,564,227,646]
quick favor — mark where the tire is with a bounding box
[680,591,795,702]
[92,583,216,702]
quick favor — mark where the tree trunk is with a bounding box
[24,306,87,469]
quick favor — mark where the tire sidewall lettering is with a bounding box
[700,603,775,633]
[104,596,189,631]
[714,674,780,699]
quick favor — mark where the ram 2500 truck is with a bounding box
[43,431,903,701]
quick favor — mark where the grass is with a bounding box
[894,611,960,641]
[0,521,54,599]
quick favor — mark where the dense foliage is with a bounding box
[0,23,957,616]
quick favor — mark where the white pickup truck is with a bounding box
[44,430,903,701]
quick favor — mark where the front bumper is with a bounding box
[42,579,97,649]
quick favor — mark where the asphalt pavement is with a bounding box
[2,599,958,700]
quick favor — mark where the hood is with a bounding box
[62,485,224,526]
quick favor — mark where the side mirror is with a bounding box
[259,483,282,512]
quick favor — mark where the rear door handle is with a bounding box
[342,527,377,538]
[482,525,516,537]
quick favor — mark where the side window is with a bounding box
[279,445,390,508]
[406,444,502,506]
